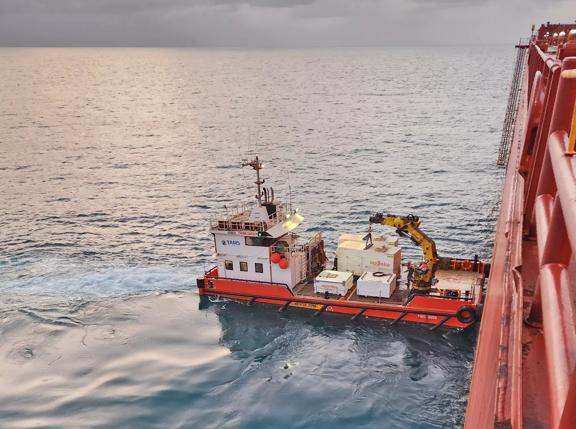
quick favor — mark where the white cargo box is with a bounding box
[336,234,401,276]
[357,272,397,298]
[314,270,354,296]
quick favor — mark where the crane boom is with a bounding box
[368,213,439,293]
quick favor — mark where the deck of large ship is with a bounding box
[465,23,576,429]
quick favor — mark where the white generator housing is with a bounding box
[336,234,401,276]
[314,270,354,296]
[357,272,397,298]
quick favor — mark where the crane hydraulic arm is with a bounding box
[368,213,439,293]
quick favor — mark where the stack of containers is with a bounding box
[336,234,401,276]
[336,233,401,298]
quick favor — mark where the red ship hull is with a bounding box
[197,265,484,330]
[465,23,576,428]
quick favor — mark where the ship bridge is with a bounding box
[209,201,304,238]
[207,156,324,289]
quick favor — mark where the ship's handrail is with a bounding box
[497,39,529,166]
[466,36,576,429]
[209,202,289,232]
[271,232,323,254]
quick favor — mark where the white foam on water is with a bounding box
[0,256,196,298]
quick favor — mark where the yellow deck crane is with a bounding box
[368,213,439,294]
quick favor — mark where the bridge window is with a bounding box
[225,260,233,270]
[255,263,263,273]
[240,261,248,272]
[245,236,276,247]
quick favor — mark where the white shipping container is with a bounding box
[336,234,401,276]
[314,270,354,296]
[357,272,397,298]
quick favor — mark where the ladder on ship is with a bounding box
[497,40,529,166]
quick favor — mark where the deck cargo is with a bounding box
[313,270,354,296]
[357,272,397,298]
[336,234,401,276]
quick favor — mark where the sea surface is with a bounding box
[0,47,511,428]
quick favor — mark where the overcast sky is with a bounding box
[0,0,573,47]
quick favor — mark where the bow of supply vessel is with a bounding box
[197,156,487,329]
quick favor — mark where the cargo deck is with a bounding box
[291,268,482,306]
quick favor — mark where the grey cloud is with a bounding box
[0,0,193,15]
[0,0,573,47]
[0,0,314,14]
[213,0,316,8]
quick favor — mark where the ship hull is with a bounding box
[197,269,482,330]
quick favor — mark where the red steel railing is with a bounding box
[465,35,576,428]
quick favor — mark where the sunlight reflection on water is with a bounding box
[0,46,511,428]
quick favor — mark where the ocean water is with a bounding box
[0,47,511,428]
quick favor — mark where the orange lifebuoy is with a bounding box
[279,258,289,269]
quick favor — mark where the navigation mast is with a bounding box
[242,156,265,205]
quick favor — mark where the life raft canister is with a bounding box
[456,305,477,324]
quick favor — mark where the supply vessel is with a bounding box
[196,19,576,427]
[465,23,576,428]
[197,156,486,329]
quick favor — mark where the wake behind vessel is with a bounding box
[197,156,487,329]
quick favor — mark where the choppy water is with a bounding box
[0,47,511,428]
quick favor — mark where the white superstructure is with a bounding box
[209,156,325,289]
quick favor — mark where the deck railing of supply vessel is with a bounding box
[209,203,288,232]
[465,24,576,429]
[271,233,325,281]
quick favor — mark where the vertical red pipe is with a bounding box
[524,66,561,233]
[559,375,576,428]
[541,196,572,266]
[540,264,576,429]
[535,58,576,199]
